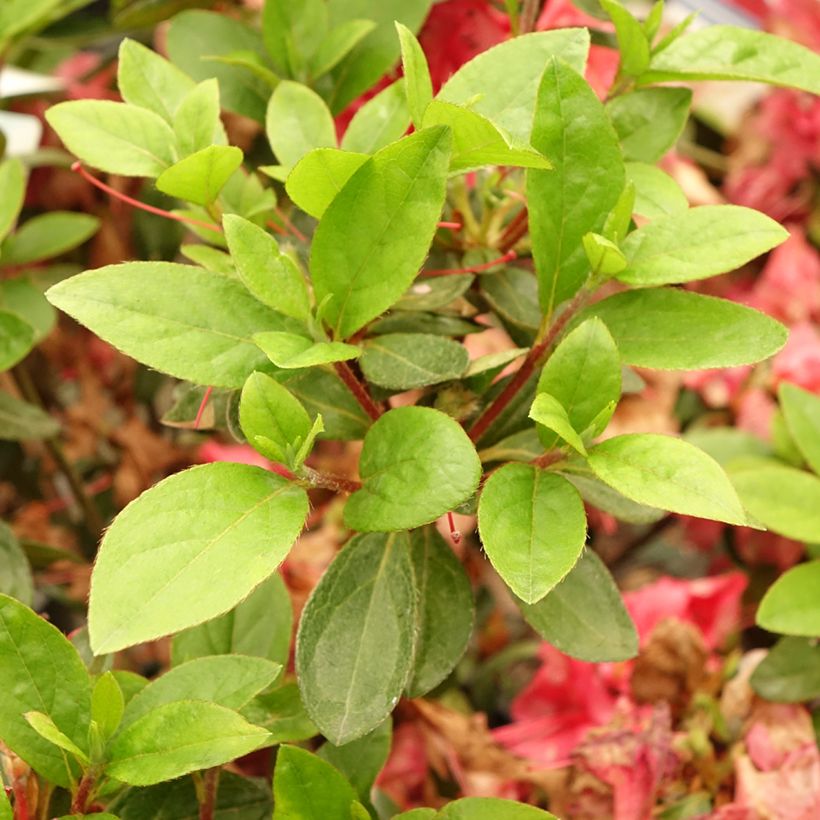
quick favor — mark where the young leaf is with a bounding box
[359,333,468,390]
[262,0,327,77]
[617,206,787,287]
[437,29,590,143]
[312,127,451,339]
[518,549,638,662]
[156,146,243,207]
[407,527,474,697]
[0,521,33,605]
[750,637,820,702]
[600,0,650,76]
[588,434,749,525]
[345,407,481,532]
[439,797,557,819]
[296,532,416,745]
[46,263,300,388]
[106,701,269,786]
[273,746,358,819]
[266,81,336,168]
[24,712,89,764]
[582,232,627,277]
[528,58,624,316]
[642,26,820,95]
[779,382,820,476]
[0,390,59,441]
[45,101,176,177]
[625,162,688,218]
[88,462,308,653]
[1,212,98,265]
[254,331,361,369]
[0,158,25,242]
[311,19,377,80]
[223,215,310,320]
[529,393,587,455]
[286,149,369,218]
[173,79,228,158]
[757,562,820,637]
[0,594,91,787]
[578,289,788,369]
[340,80,411,154]
[91,672,125,741]
[396,22,433,126]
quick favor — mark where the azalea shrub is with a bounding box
[1,0,820,818]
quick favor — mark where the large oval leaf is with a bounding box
[89,463,308,653]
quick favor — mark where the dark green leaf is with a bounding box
[751,637,820,702]
[0,390,59,441]
[360,333,468,390]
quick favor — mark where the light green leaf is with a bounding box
[439,797,557,819]
[311,19,377,80]
[340,80,411,155]
[757,562,820,637]
[625,162,688,219]
[91,672,125,741]
[254,331,360,369]
[422,101,551,173]
[24,711,89,764]
[286,149,368,219]
[0,521,33,604]
[751,637,820,702]
[588,433,749,525]
[117,38,195,122]
[606,87,691,163]
[603,182,635,243]
[565,470,665,525]
[779,382,820,476]
[262,0,327,77]
[223,215,310,320]
[641,26,820,95]
[266,81,336,169]
[397,22,433,126]
[529,393,587,455]
[88,462,308,653]
[345,407,481,532]
[407,527,473,697]
[173,79,228,158]
[0,158,26,242]
[1,212,99,265]
[478,465,586,603]
[601,0,650,76]
[438,29,590,143]
[617,206,787,286]
[296,532,416,744]
[156,146,243,207]
[0,788,9,820]
[312,127,451,339]
[519,549,638,661]
[360,333,468,390]
[578,289,787,369]
[582,232,627,277]
[106,701,269,786]
[273,745,358,819]
[0,310,34,370]
[46,262,299,388]
[0,594,90,787]
[528,58,624,315]
[45,101,176,177]
[180,245,235,278]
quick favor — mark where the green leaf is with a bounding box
[478,465,586,603]
[578,289,788,369]
[117,38,195,123]
[0,278,56,343]
[45,101,176,177]
[603,182,635,243]
[172,571,292,669]
[422,101,552,173]
[396,274,474,312]
[312,127,451,339]
[641,26,820,95]
[582,232,627,277]
[625,162,688,219]
[345,407,481,532]
[479,428,543,464]
[751,637,820,702]
[262,0,327,77]
[88,462,308,653]
[0,310,34,370]
[779,382,820,476]
[529,393,587,455]
[223,215,310,320]
[528,58,624,315]
[588,433,749,525]
[519,549,638,661]
[0,158,25,242]
[266,81,337,168]
[360,333,468,390]
[730,463,820,542]
[340,80,411,155]
[480,267,540,339]
[106,701,268,786]
[273,745,358,819]
[46,262,300,388]
[24,711,89,764]
[0,390,59,441]
[564,471,664,525]
[617,206,787,287]
[254,331,361,369]
[286,149,368,219]
[156,146,243,207]
[0,594,91,787]
[757,562,820,637]
[1,212,99,265]
[91,672,125,741]
[601,0,650,76]
[438,29,590,143]
[439,797,557,819]
[606,87,691,163]
[0,521,33,605]
[241,682,317,745]
[397,22,433,127]
[173,79,229,158]
[219,168,276,222]
[311,19,378,80]
[407,527,473,697]
[296,532,416,744]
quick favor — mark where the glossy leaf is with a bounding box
[397,22,433,126]
[286,149,368,219]
[751,637,820,702]
[779,382,820,475]
[340,80,411,155]
[254,331,360,369]
[757,562,820,637]
[360,333,468,390]
[266,81,336,168]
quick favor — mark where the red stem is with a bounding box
[436,221,462,230]
[422,249,517,278]
[199,768,220,820]
[334,361,382,421]
[11,781,28,820]
[70,771,95,815]
[270,463,297,481]
[194,386,213,430]
[499,207,529,252]
[447,511,462,545]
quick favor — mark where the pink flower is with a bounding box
[772,321,820,393]
[735,387,777,440]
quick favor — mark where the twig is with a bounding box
[70,770,96,814]
[300,466,361,494]
[198,767,220,820]
[333,361,382,421]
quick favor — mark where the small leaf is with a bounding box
[588,434,749,525]
[91,672,125,741]
[1,212,99,265]
[88,462,308,653]
[156,146,242,207]
[397,22,433,126]
[519,550,638,661]
[529,393,587,455]
[601,0,650,76]
[254,331,361,369]
[106,701,268,786]
[24,712,89,764]
[266,81,336,168]
[582,232,627,276]
[345,407,481,532]
[757,562,820,637]
[360,333,468,390]
[286,149,368,219]
[340,80,411,154]
[0,390,59,441]
[478,464,587,603]
[751,637,820,702]
[296,533,416,744]
[779,382,820,476]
